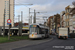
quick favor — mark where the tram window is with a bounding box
[2,29,3,31]
[37,28,39,34]
[30,27,39,34]
[45,29,48,34]
[30,27,37,32]
[39,28,45,34]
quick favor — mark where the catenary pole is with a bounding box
[3,9,5,37]
[8,0,10,40]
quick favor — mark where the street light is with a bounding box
[36,12,47,24]
[43,17,47,26]
[29,10,47,23]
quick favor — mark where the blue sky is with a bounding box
[14,0,75,23]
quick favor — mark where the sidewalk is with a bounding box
[0,38,53,50]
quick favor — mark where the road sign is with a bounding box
[7,19,11,23]
[7,23,11,25]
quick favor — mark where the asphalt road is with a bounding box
[0,35,52,50]
[13,35,75,50]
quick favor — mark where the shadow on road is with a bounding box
[29,37,52,40]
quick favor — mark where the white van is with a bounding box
[58,28,68,39]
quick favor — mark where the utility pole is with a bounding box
[30,15,32,24]
[3,9,5,37]
[21,11,23,36]
[43,17,45,28]
[18,15,20,36]
[34,9,36,23]
[18,15,20,22]
[21,11,23,22]
[29,8,30,25]
[8,0,10,40]
[29,10,46,23]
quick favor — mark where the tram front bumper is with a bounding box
[29,34,42,39]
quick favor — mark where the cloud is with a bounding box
[15,0,75,23]
[15,0,75,15]
[31,3,66,13]
[15,0,54,5]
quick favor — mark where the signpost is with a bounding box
[7,19,12,38]
[7,19,11,23]
[7,19,11,25]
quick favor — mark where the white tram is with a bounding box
[29,23,49,39]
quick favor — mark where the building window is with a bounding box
[68,15,69,19]
[68,21,69,26]
[66,16,67,19]
[73,24,75,28]
[7,16,9,17]
[73,15,75,18]
[69,9,70,13]
[68,9,69,12]
[69,15,71,18]
[67,9,68,13]
[66,10,67,13]
[7,10,9,11]
[5,20,7,21]
[5,14,6,15]
[66,22,67,26]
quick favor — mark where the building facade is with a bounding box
[48,16,54,34]
[63,5,75,33]
[70,6,75,33]
[0,0,14,26]
[60,11,65,27]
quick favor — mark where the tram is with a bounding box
[29,23,49,39]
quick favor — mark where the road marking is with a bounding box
[73,38,75,39]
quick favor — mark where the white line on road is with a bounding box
[73,38,75,39]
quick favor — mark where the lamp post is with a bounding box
[29,9,47,24]
[60,12,62,27]
[43,17,47,27]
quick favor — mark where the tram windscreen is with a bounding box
[30,27,39,34]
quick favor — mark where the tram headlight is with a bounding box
[32,34,34,36]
